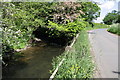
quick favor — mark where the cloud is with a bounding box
[99,1,115,9]
[93,1,118,23]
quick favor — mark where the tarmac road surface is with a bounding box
[88,28,119,78]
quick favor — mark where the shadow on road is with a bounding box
[112,71,120,74]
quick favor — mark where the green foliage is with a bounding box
[66,20,87,32]
[3,27,30,49]
[47,19,88,38]
[103,10,120,25]
[47,21,68,32]
[1,2,41,61]
[12,2,53,25]
[107,23,120,35]
[51,31,94,78]
[1,2,101,63]
[2,2,37,50]
[81,2,100,22]
[2,2,100,50]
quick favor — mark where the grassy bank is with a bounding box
[51,31,94,79]
[107,24,120,36]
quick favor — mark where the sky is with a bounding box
[92,0,119,23]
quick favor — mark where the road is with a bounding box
[88,28,119,78]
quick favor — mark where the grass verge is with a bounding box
[50,31,94,79]
[107,23,120,36]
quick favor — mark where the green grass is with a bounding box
[51,31,94,79]
[107,24,120,36]
[85,23,110,31]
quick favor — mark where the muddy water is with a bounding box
[3,42,64,78]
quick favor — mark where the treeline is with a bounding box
[1,2,100,63]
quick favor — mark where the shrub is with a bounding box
[107,23,120,35]
[47,19,87,38]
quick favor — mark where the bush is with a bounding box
[47,19,87,38]
[107,23,120,35]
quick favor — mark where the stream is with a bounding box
[2,42,64,78]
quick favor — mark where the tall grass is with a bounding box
[51,31,94,79]
[107,23,120,36]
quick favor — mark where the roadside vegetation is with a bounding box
[51,31,94,78]
[107,24,120,36]
[1,2,100,65]
[85,23,109,30]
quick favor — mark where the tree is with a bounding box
[103,10,120,25]
[80,2,100,22]
[79,2,100,27]
[50,2,84,24]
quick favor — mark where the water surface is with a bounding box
[3,42,64,78]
